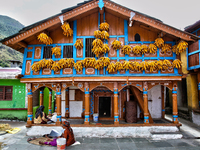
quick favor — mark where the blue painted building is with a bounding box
[1,0,199,126]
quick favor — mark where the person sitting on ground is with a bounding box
[62,121,75,146]
[34,105,49,124]
[39,121,75,147]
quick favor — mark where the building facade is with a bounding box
[1,0,199,126]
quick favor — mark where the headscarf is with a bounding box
[62,121,70,127]
[35,105,45,119]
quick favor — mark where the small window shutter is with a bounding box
[43,46,52,59]
[0,86,4,100]
[63,46,73,58]
[86,38,95,57]
[5,86,12,100]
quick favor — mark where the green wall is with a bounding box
[0,79,26,120]
[36,87,55,118]
[0,79,26,108]
[0,110,27,121]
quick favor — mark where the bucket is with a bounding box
[93,113,98,122]
[57,138,66,150]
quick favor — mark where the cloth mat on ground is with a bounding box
[28,137,81,146]
[28,137,51,146]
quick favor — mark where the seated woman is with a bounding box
[62,121,75,146]
[34,105,49,124]
[39,121,75,147]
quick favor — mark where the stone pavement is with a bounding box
[1,116,200,150]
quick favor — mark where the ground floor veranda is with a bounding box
[21,76,181,127]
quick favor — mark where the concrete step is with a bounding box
[151,131,183,140]
[27,126,181,139]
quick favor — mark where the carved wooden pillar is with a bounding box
[172,83,179,124]
[56,84,62,125]
[39,88,44,106]
[27,83,33,125]
[114,82,119,125]
[84,82,90,125]
[143,82,149,124]
[48,90,52,116]
[161,86,165,118]
[65,88,69,118]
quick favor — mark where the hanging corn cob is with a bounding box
[38,59,46,68]
[172,45,179,54]
[111,40,122,50]
[107,63,116,73]
[115,62,123,71]
[132,45,141,54]
[101,31,109,40]
[155,60,163,70]
[100,57,110,67]
[177,41,188,53]
[161,44,171,53]
[92,39,103,47]
[61,22,73,37]
[133,61,140,71]
[128,61,135,71]
[31,63,41,72]
[148,61,156,72]
[94,30,101,39]
[172,59,182,69]
[122,61,131,71]
[154,38,164,48]
[37,33,53,45]
[52,47,61,57]
[140,45,148,54]
[95,59,104,70]
[99,22,109,31]
[102,44,110,53]
[92,46,103,57]
[74,39,83,50]
[63,58,74,68]
[45,59,54,69]
[148,44,157,54]
[51,62,61,72]
[121,45,132,55]
[139,61,149,71]
[74,61,83,72]
[57,59,66,69]
[162,59,172,70]
[82,58,96,68]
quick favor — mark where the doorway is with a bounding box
[99,97,111,117]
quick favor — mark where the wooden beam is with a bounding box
[4,1,99,46]
[130,86,154,123]
[99,7,104,14]
[104,0,197,42]
[18,41,27,48]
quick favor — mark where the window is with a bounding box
[63,45,73,58]
[43,46,52,59]
[86,38,95,57]
[0,86,13,101]
[135,33,141,41]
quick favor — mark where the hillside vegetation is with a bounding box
[0,15,24,67]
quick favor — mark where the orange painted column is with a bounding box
[65,88,69,118]
[172,87,179,124]
[161,86,165,119]
[143,88,149,124]
[48,90,52,116]
[56,86,62,125]
[39,89,44,106]
[84,82,90,125]
[114,89,119,125]
[27,83,33,125]
[113,82,119,125]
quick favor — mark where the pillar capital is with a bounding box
[113,89,118,94]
